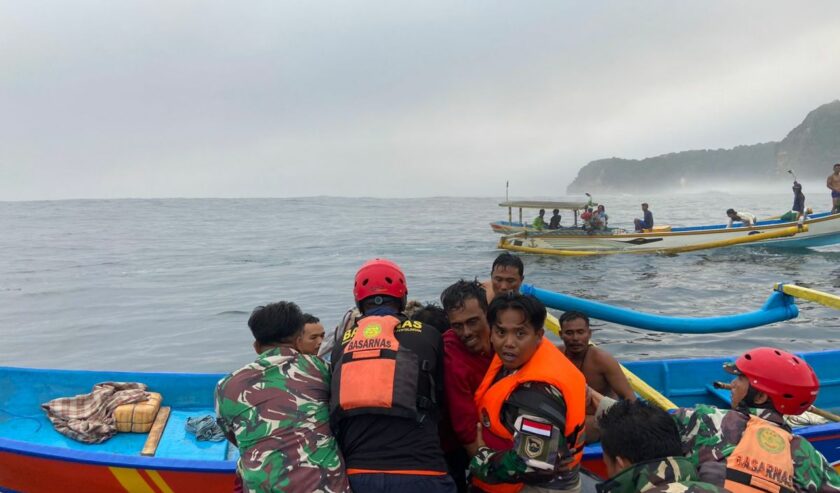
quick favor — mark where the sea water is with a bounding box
[1,192,838,372]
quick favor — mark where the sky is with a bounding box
[2,1,840,200]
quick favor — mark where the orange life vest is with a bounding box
[330,315,430,422]
[472,338,587,493]
[724,416,796,493]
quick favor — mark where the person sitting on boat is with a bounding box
[293,312,325,355]
[533,209,547,230]
[330,258,456,493]
[215,301,351,493]
[470,293,587,493]
[580,207,594,230]
[482,252,525,305]
[828,163,840,214]
[780,182,807,222]
[440,279,494,492]
[590,205,608,231]
[548,209,562,229]
[597,400,726,493]
[633,203,654,232]
[590,347,840,493]
[725,209,756,228]
[559,311,634,443]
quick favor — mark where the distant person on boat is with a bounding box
[590,347,840,493]
[633,203,654,232]
[780,182,807,222]
[471,293,587,493]
[725,209,756,228]
[482,252,525,304]
[591,205,608,231]
[215,301,351,493]
[559,311,635,443]
[533,209,547,230]
[580,207,594,230]
[828,163,840,213]
[597,400,727,493]
[294,313,325,355]
[440,279,494,493]
[330,259,456,493]
[548,209,562,229]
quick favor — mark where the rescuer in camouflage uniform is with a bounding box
[595,400,725,493]
[215,301,351,493]
[591,347,840,493]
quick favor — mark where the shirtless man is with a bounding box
[481,252,524,304]
[559,310,635,443]
[828,163,840,214]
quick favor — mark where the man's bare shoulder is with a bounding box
[589,346,621,366]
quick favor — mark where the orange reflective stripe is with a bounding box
[346,468,447,476]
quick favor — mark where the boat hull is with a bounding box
[499,212,840,255]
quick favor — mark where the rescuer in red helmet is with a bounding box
[330,259,456,493]
[590,347,840,493]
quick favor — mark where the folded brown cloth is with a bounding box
[42,382,150,443]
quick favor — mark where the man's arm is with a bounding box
[596,351,636,401]
[443,350,482,455]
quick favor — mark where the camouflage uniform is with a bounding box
[470,384,579,491]
[596,456,724,493]
[215,346,351,493]
[673,404,840,493]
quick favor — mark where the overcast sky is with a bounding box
[2,1,840,200]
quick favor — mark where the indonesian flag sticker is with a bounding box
[520,418,552,437]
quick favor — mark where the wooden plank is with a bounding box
[141,406,171,457]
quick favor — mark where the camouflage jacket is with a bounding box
[215,346,351,493]
[673,404,840,493]
[470,383,578,490]
[596,456,725,493]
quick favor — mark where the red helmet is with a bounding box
[353,258,408,304]
[724,347,819,415]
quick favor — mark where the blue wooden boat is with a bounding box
[2,349,839,491]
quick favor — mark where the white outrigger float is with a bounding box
[496,209,840,256]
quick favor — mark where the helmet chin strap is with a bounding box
[739,385,771,413]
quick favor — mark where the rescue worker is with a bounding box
[596,400,725,493]
[330,258,456,493]
[471,293,587,493]
[590,347,840,493]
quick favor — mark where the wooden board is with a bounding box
[141,406,171,457]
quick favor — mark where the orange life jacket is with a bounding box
[471,338,587,493]
[724,416,796,493]
[330,315,431,422]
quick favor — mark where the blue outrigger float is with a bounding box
[1,283,838,491]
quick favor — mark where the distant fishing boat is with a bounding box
[497,210,840,255]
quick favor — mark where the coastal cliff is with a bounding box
[567,100,840,193]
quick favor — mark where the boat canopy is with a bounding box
[498,200,591,210]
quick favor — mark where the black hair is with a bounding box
[487,293,546,331]
[553,209,560,214]
[491,252,524,278]
[302,313,320,325]
[440,279,488,314]
[412,303,449,334]
[598,400,683,464]
[726,208,736,215]
[559,310,589,328]
[248,301,305,345]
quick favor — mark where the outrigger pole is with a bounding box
[774,283,840,311]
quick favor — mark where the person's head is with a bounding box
[487,293,546,370]
[248,301,306,353]
[552,208,560,216]
[411,303,449,334]
[598,400,683,477]
[559,311,591,356]
[726,208,737,217]
[793,181,802,192]
[490,253,524,296]
[441,279,491,355]
[834,163,840,173]
[353,258,408,314]
[597,205,605,212]
[295,313,325,355]
[641,203,648,211]
[539,209,546,217]
[723,347,819,415]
